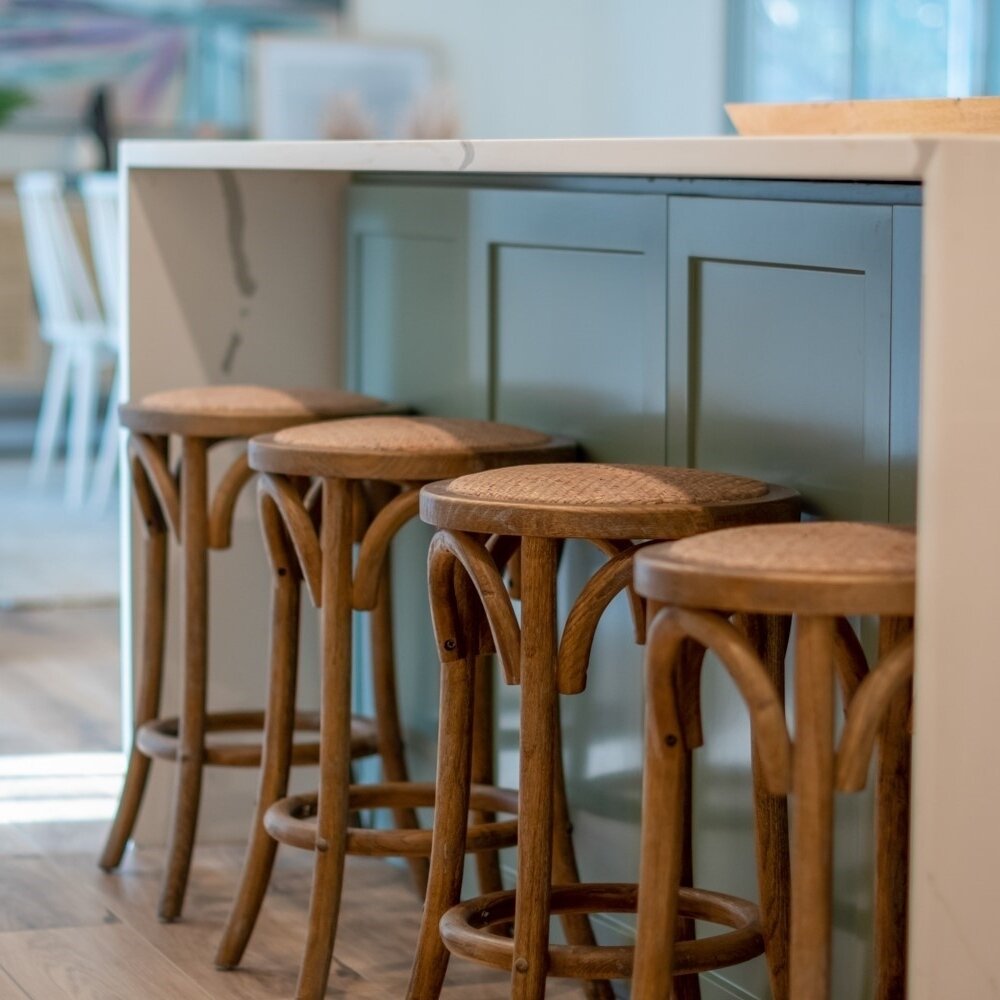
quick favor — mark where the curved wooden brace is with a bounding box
[129,451,166,540]
[651,607,792,795]
[586,537,647,645]
[836,631,915,792]
[676,636,708,750]
[485,534,521,571]
[207,451,254,550]
[130,433,179,539]
[429,530,521,684]
[427,540,464,663]
[258,486,302,583]
[485,534,522,599]
[833,616,870,710]
[557,542,650,696]
[352,487,420,611]
[303,477,322,515]
[256,473,322,607]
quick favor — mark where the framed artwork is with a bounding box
[252,35,435,139]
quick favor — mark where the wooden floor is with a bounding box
[0,607,588,998]
[0,820,586,999]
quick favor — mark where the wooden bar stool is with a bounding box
[632,522,915,1000]
[100,385,398,923]
[215,416,576,1000]
[408,464,800,1000]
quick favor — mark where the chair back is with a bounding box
[80,172,121,347]
[16,171,104,344]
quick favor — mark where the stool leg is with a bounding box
[159,436,209,922]
[215,496,302,969]
[874,616,913,1000]
[668,636,703,1000]
[789,614,836,1000]
[406,554,479,1000]
[100,450,168,871]
[369,557,428,896]
[739,613,792,1000]
[296,478,354,1000]
[551,701,616,1000]
[511,536,558,1000]
[471,651,505,896]
[633,611,687,999]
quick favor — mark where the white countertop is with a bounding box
[119,134,998,181]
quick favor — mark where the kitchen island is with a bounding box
[118,135,999,999]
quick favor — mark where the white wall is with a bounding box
[345,0,728,138]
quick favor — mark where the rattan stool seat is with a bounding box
[422,462,797,539]
[249,415,575,479]
[635,521,916,616]
[120,384,396,438]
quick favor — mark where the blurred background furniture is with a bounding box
[79,172,121,509]
[16,171,116,507]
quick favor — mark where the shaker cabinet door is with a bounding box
[471,188,668,462]
[347,185,479,416]
[667,196,894,521]
[468,188,669,914]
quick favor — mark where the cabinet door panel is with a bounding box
[474,189,668,460]
[669,196,893,521]
[669,195,895,999]
[890,205,922,524]
[348,186,477,415]
[473,189,668,931]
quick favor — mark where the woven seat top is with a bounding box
[119,384,395,437]
[635,521,916,616]
[249,416,574,479]
[421,463,797,541]
[445,463,768,506]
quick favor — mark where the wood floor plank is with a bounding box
[0,923,215,1000]
[0,608,119,755]
[0,967,31,999]
[0,857,117,934]
[46,845,586,997]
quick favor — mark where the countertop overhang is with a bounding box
[119,134,1000,182]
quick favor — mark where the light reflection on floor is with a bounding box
[0,752,123,824]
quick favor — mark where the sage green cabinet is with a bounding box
[472,189,667,462]
[348,185,476,416]
[667,196,893,519]
[346,181,921,1000]
[666,195,919,999]
[469,190,668,965]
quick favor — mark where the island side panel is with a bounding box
[909,141,1000,1000]
[124,167,346,843]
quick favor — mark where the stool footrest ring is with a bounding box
[263,782,519,857]
[440,883,763,980]
[135,711,379,767]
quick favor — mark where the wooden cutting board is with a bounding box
[726,96,1000,135]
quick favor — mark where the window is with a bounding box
[729,0,994,102]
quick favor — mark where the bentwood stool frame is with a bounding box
[408,465,800,1000]
[100,386,395,922]
[215,416,579,1000]
[632,522,915,1000]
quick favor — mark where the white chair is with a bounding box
[16,171,116,508]
[80,172,121,510]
